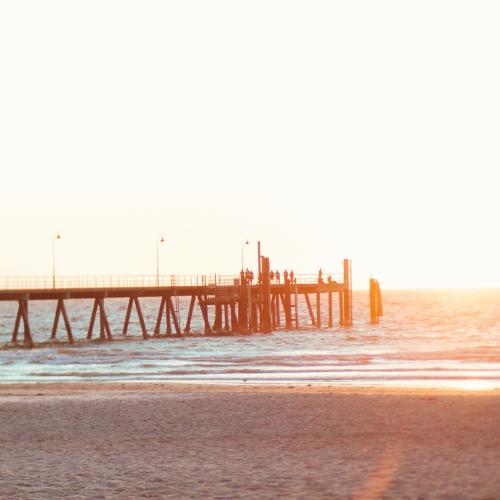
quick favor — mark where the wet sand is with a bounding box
[1,382,500,499]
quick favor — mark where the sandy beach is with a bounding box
[1,383,500,499]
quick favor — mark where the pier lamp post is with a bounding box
[241,239,250,270]
[52,233,61,289]
[156,236,165,286]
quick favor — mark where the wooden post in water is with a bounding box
[261,256,272,333]
[238,275,248,332]
[87,297,112,340]
[271,295,276,329]
[230,302,238,333]
[213,303,223,333]
[183,295,196,333]
[328,290,333,328]
[305,294,315,326]
[198,295,213,335]
[284,280,292,329]
[339,291,344,326]
[294,282,299,329]
[275,293,281,327]
[316,292,321,329]
[166,299,172,335]
[87,298,99,339]
[123,297,134,335]
[21,300,32,347]
[99,299,112,339]
[369,278,378,324]
[99,305,105,339]
[167,296,182,336]
[12,299,33,347]
[133,297,148,339]
[369,278,383,324]
[51,299,73,343]
[224,303,229,332]
[343,259,352,326]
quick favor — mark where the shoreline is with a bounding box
[2,380,499,397]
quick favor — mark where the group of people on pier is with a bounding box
[240,268,295,284]
[240,268,330,285]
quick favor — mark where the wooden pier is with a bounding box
[0,258,377,348]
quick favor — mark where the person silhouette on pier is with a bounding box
[276,270,280,283]
[290,270,294,283]
[318,268,323,284]
[283,270,288,283]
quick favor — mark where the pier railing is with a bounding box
[0,273,338,291]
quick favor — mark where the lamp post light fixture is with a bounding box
[52,233,61,289]
[156,236,165,286]
[241,239,250,271]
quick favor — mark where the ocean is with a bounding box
[1,289,500,389]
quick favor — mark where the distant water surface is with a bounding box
[1,290,500,390]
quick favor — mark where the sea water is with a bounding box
[1,289,500,389]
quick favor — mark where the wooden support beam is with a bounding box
[224,303,230,332]
[369,278,377,324]
[11,303,22,344]
[294,284,299,329]
[121,296,149,338]
[98,299,112,340]
[99,307,105,339]
[163,298,171,334]
[87,298,99,339]
[260,256,272,333]
[133,297,148,339]
[13,300,33,347]
[123,297,134,335]
[369,279,383,324]
[275,293,281,327]
[284,286,292,330]
[197,295,213,335]
[238,279,250,332]
[154,297,166,336]
[304,294,316,326]
[328,291,333,328]
[213,303,223,333]
[256,302,263,329]
[316,292,321,329]
[271,294,276,329]
[52,299,73,342]
[20,300,33,347]
[230,302,238,333]
[167,296,182,336]
[251,302,258,332]
[339,291,344,326]
[51,300,61,340]
[184,295,196,333]
[59,299,73,342]
[282,291,292,330]
[343,259,352,326]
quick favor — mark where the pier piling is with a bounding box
[369,278,383,324]
[343,259,353,326]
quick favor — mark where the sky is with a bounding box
[0,1,499,289]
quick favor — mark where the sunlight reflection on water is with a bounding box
[1,289,500,389]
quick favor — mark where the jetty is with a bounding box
[0,258,382,347]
